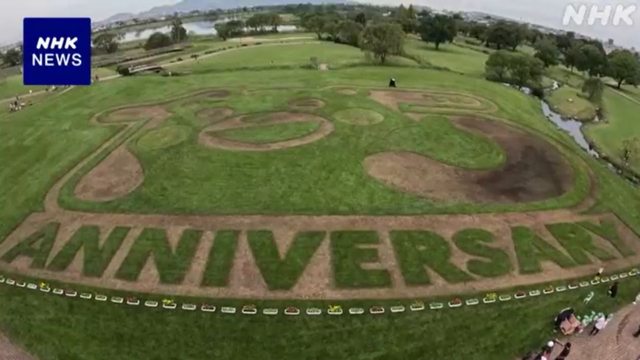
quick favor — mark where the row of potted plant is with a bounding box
[1,268,637,316]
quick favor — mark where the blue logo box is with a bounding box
[23,17,92,86]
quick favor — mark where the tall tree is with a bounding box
[581,77,604,102]
[170,17,188,43]
[576,44,607,77]
[418,14,457,50]
[144,32,173,50]
[621,137,640,169]
[485,21,512,50]
[2,48,22,66]
[92,33,119,54]
[359,22,405,64]
[337,20,363,47]
[485,50,512,82]
[354,12,366,26]
[508,54,544,88]
[607,49,640,89]
[533,39,560,67]
[563,43,583,72]
[268,13,283,32]
[469,22,487,41]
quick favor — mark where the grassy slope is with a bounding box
[404,39,488,76]
[546,86,597,121]
[3,39,640,360]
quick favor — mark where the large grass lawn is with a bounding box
[404,39,489,76]
[4,36,640,360]
[546,86,597,121]
[584,89,640,171]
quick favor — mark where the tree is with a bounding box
[575,44,607,77]
[510,23,530,50]
[533,39,560,67]
[485,50,512,82]
[170,17,188,43]
[469,22,487,41]
[508,53,544,88]
[418,14,457,50]
[607,49,640,89]
[215,23,231,40]
[485,21,512,50]
[581,77,604,102]
[563,43,583,72]
[359,22,405,64]
[268,13,283,32]
[394,4,418,33]
[2,48,22,66]
[337,20,363,47]
[354,12,366,26]
[621,137,640,168]
[301,14,327,39]
[144,32,172,50]
[92,33,119,54]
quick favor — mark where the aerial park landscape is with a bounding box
[2,2,640,359]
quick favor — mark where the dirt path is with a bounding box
[0,333,36,360]
[546,304,640,360]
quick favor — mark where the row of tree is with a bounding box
[1,46,22,67]
[214,13,283,40]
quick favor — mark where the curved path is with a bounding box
[0,334,36,360]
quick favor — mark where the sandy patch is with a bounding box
[74,146,144,202]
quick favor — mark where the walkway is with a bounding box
[548,304,640,360]
[0,333,36,360]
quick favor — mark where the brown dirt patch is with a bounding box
[287,98,325,111]
[195,107,233,122]
[365,116,575,204]
[198,111,334,151]
[74,146,144,202]
[102,106,170,123]
[0,333,37,360]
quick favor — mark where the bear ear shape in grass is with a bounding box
[334,109,384,126]
[137,125,190,151]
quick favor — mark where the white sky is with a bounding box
[2,0,639,48]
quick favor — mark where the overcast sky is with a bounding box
[2,0,639,48]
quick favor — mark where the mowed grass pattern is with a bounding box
[216,121,320,143]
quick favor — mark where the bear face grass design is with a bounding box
[0,216,636,299]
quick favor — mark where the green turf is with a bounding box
[390,231,474,285]
[546,223,617,265]
[0,222,59,269]
[200,230,239,287]
[137,125,191,150]
[47,225,130,277]
[4,39,640,360]
[452,228,513,277]
[511,226,576,274]
[248,231,325,290]
[578,220,635,257]
[115,228,202,284]
[330,231,392,288]
[546,86,597,121]
[216,121,320,143]
[404,39,489,76]
[333,108,384,125]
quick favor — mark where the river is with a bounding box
[120,21,298,42]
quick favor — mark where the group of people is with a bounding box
[8,95,32,113]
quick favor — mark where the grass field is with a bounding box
[546,86,597,121]
[4,33,640,360]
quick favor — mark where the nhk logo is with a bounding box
[32,37,82,66]
[23,18,92,86]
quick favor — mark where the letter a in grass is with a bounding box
[47,225,130,277]
[1,222,59,269]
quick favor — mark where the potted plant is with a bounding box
[448,298,462,307]
[515,290,526,299]
[411,301,425,310]
[483,293,497,303]
[285,306,300,315]
[370,306,384,314]
[544,285,554,294]
[202,303,216,311]
[242,305,257,314]
[126,296,139,305]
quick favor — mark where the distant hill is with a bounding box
[98,0,353,24]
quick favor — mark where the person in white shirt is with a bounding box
[589,315,610,335]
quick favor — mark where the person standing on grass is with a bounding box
[590,315,609,335]
[553,342,571,360]
[608,282,619,298]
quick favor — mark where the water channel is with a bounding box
[120,21,298,42]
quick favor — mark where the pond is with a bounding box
[540,101,597,155]
[120,21,298,42]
